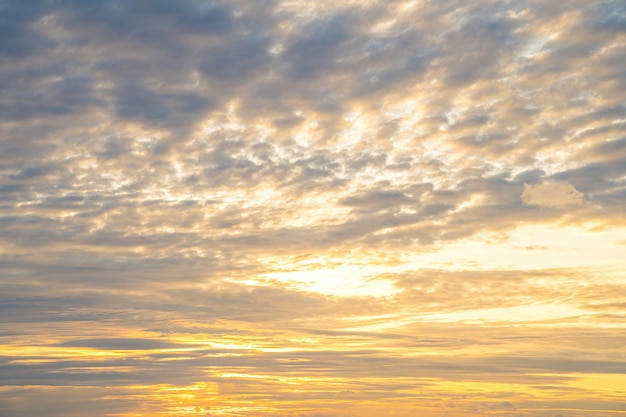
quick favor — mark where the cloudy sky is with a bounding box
[1,0,626,416]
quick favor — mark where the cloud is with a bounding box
[521,182,585,208]
[1,0,626,416]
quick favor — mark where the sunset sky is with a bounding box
[1,1,626,416]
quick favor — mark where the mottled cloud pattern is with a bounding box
[1,1,626,416]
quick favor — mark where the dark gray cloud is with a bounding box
[200,34,272,82]
[0,0,52,57]
[281,16,351,80]
[55,338,190,350]
[58,0,234,38]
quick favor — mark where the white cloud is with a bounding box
[521,181,585,208]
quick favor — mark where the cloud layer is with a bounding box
[1,1,626,416]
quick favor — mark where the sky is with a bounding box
[1,0,626,416]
